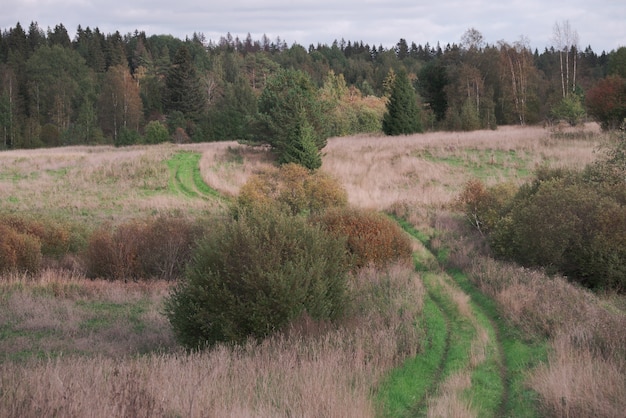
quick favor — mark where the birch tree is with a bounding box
[552,20,579,97]
[499,38,535,125]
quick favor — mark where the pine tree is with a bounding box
[382,69,422,135]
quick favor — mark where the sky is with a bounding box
[2,0,625,53]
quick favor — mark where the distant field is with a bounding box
[2,123,624,417]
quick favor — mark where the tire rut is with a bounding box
[401,224,509,417]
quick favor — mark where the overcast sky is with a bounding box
[2,0,625,53]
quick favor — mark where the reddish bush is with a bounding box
[85,216,201,281]
[586,75,626,130]
[315,208,413,269]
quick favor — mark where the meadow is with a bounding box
[1,123,624,417]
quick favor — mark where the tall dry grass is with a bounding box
[0,269,176,360]
[0,263,424,417]
[322,124,603,210]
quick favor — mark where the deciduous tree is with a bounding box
[98,65,143,142]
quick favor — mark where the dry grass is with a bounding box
[427,372,475,418]
[0,269,176,361]
[0,263,424,417]
[1,124,620,416]
[322,124,603,210]
[0,143,226,224]
[199,142,275,197]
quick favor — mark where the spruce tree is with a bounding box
[257,69,327,165]
[382,68,423,135]
[280,115,322,170]
[164,45,206,120]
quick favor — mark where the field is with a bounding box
[1,123,625,417]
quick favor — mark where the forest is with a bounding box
[1,21,625,149]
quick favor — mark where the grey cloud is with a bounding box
[2,0,624,52]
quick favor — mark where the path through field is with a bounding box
[376,220,542,417]
[167,151,223,200]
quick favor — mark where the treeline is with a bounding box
[1,21,625,148]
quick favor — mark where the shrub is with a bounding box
[138,216,202,281]
[314,208,413,269]
[85,216,201,281]
[0,213,73,258]
[586,75,626,130]
[238,163,348,216]
[85,221,144,281]
[144,120,170,144]
[164,207,350,348]
[551,94,586,126]
[462,168,626,291]
[0,224,42,274]
[456,179,516,235]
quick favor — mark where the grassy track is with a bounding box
[166,151,223,200]
[376,219,546,417]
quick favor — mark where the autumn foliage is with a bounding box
[586,75,626,130]
[238,163,348,215]
[315,208,413,269]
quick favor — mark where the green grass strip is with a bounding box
[376,294,448,417]
[166,151,224,200]
[390,216,547,417]
[449,270,547,418]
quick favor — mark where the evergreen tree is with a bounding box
[164,45,205,120]
[382,68,422,135]
[280,114,322,170]
[256,68,328,164]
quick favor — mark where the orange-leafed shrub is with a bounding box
[0,213,72,257]
[238,163,347,215]
[315,208,413,269]
[0,224,42,274]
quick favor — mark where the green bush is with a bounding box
[164,207,350,348]
[144,120,170,144]
[456,179,516,235]
[461,166,626,291]
[314,208,413,269]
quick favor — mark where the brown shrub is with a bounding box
[85,221,145,281]
[0,213,71,257]
[0,224,42,274]
[85,217,201,281]
[238,163,348,215]
[138,216,202,281]
[315,208,413,269]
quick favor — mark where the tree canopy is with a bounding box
[0,21,624,150]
